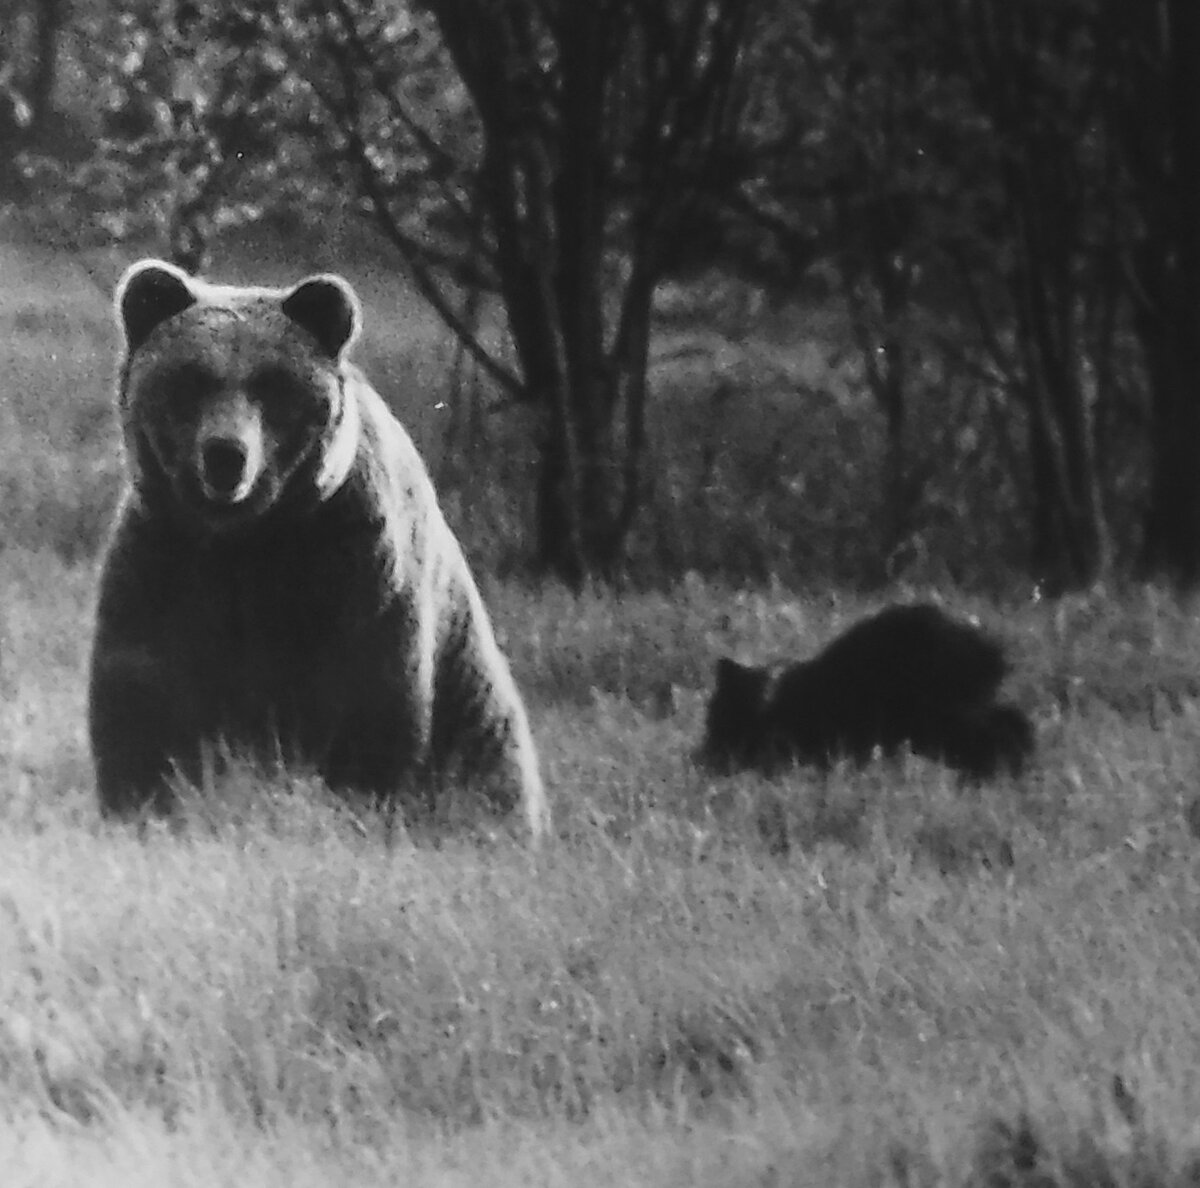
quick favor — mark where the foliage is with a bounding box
[12,1,342,270]
[289,0,764,585]
[6,0,1200,589]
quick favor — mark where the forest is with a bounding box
[5,0,1200,593]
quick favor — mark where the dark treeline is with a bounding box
[3,0,1198,593]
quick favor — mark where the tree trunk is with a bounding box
[1025,404,1058,583]
[344,0,755,586]
[1138,308,1200,584]
[961,0,1113,590]
[535,421,585,589]
[1135,0,1200,586]
[29,0,64,136]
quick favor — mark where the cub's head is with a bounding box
[697,656,772,773]
[115,258,363,531]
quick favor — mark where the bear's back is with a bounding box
[808,604,1007,711]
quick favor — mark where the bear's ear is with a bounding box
[281,274,361,359]
[714,656,743,691]
[117,259,197,353]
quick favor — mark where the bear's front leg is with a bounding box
[88,652,193,819]
[429,618,549,842]
[319,683,432,817]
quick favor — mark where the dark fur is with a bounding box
[701,604,1033,779]
[88,260,548,840]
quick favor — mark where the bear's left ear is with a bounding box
[281,274,361,359]
[117,259,198,353]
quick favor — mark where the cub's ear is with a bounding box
[714,655,766,697]
[117,259,197,353]
[281,274,361,358]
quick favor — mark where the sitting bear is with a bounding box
[88,259,548,842]
[700,603,1033,780]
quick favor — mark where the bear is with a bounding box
[88,258,549,842]
[699,603,1033,780]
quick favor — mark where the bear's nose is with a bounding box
[200,438,250,500]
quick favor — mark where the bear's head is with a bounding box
[115,258,364,532]
[697,656,773,773]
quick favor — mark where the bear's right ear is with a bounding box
[117,260,197,353]
[281,274,361,359]
[714,656,743,689]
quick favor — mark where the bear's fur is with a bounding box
[88,259,548,841]
[700,603,1033,780]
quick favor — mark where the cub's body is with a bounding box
[702,603,1033,780]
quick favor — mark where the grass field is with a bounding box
[3,227,1200,1186]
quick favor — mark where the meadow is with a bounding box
[3,226,1200,1186]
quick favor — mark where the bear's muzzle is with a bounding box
[195,394,266,506]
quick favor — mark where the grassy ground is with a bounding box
[3,228,1200,1185]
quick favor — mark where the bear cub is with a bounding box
[700,603,1033,780]
[89,259,548,841]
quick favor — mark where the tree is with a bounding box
[16,1,330,271]
[806,0,967,571]
[20,0,1183,589]
[738,0,1079,583]
[0,0,71,193]
[1102,0,1200,586]
[289,0,762,587]
[950,0,1118,588]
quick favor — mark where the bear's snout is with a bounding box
[200,437,253,502]
[195,396,266,506]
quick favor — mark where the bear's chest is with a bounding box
[162,526,406,726]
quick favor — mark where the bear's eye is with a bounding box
[155,361,219,401]
[248,366,321,422]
